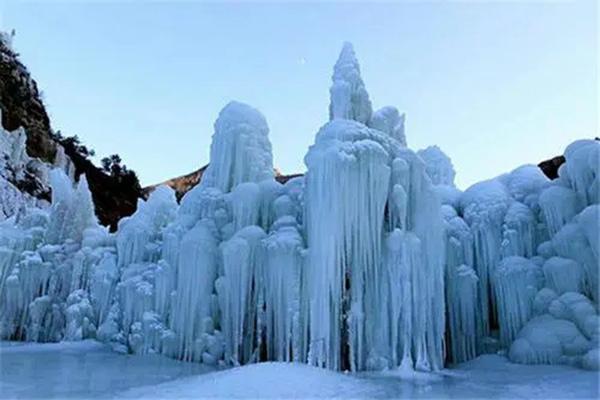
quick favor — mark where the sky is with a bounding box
[1,0,597,189]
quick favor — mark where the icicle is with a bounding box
[304,120,390,370]
[459,179,511,341]
[262,221,304,362]
[539,186,582,236]
[443,205,478,363]
[217,225,266,365]
[168,220,219,362]
[446,264,479,363]
[501,202,536,258]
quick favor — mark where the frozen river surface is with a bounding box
[0,341,598,399]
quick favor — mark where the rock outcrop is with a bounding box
[143,165,302,200]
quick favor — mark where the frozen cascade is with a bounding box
[217,225,266,365]
[493,256,543,347]
[228,182,262,231]
[539,186,582,236]
[169,220,219,362]
[2,42,598,373]
[0,169,113,343]
[303,119,391,370]
[447,264,479,363]
[501,202,536,258]
[262,219,304,362]
[117,186,178,268]
[459,179,511,341]
[303,117,445,371]
[443,205,479,363]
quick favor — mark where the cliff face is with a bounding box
[142,166,207,201]
[0,35,141,230]
[0,37,56,162]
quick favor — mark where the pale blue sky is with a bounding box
[1,1,597,189]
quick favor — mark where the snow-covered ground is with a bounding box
[0,341,597,399]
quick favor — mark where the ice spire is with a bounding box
[201,101,273,193]
[329,42,373,124]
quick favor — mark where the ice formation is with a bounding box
[1,43,598,374]
[303,119,444,371]
[201,102,273,193]
[329,42,372,124]
[417,146,456,186]
[0,168,112,342]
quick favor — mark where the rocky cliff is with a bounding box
[0,34,141,230]
[143,166,303,200]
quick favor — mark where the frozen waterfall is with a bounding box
[1,42,598,373]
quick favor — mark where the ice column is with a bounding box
[200,101,273,193]
[304,120,390,370]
